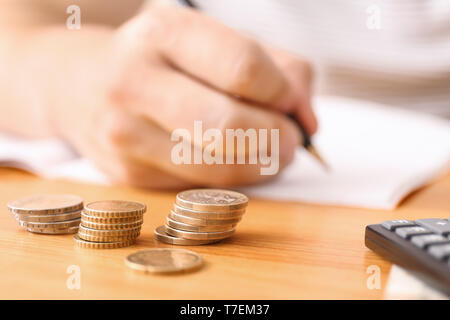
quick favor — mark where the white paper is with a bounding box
[0,135,108,184]
[1,96,449,210]
[241,97,450,209]
[384,265,448,300]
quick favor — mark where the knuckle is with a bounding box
[217,106,249,133]
[111,161,142,187]
[289,60,314,82]
[302,61,314,82]
[141,6,203,41]
[99,109,131,147]
[119,167,140,186]
[211,167,243,187]
[226,40,265,92]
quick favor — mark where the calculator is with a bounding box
[365,219,450,296]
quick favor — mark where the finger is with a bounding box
[128,7,291,109]
[103,93,301,186]
[111,64,232,137]
[266,47,318,134]
[112,64,302,153]
[107,157,196,190]
[73,126,194,190]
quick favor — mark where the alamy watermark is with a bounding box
[366,4,381,30]
[66,265,81,290]
[366,265,381,290]
[171,121,280,175]
[66,5,81,30]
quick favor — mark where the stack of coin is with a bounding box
[75,200,146,249]
[155,189,248,245]
[7,194,83,234]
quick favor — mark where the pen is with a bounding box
[286,113,328,170]
[180,0,328,170]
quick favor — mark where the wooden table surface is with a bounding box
[0,167,449,299]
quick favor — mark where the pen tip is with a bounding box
[307,146,330,172]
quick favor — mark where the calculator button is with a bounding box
[416,219,450,235]
[381,220,415,231]
[428,244,450,260]
[395,226,432,239]
[411,234,450,249]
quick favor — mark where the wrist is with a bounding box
[40,26,115,140]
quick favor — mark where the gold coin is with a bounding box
[27,226,79,235]
[7,194,83,215]
[81,211,143,224]
[173,203,244,220]
[78,224,140,236]
[169,211,241,226]
[14,210,81,223]
[166,216,235,232]
[19,218,80,229]
[165,225,235,241]
[154,226,220,246]
[77,231,139,243]
[73,234,135,249]
[125,248,203,273]
[84,200,146,217]
[80,219,143,230]
[175,189,248,213]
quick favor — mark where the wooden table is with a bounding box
[0,167,449,299]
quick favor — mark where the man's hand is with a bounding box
[16,7,318,188]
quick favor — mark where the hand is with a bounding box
[50,7,317,189]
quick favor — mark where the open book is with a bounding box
[241,96,450,209]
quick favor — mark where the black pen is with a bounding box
[179,0,328,170]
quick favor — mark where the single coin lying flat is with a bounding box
[154,225,219,245]
[14,210,82,223]
[7,194,83,215]
[125,248,203,273]
[166,217,235,232]
[172,203,245,220]
[74,234,135,249]
[28,226,79,235]
[165,224,235,241]
[168,211,241,226]
[175,189,248,213]
[84,200,146,218]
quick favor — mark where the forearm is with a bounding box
[0,26,113,138]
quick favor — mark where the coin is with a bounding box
[80,219,143,230]
[74,234,135,249]
[165,225,235,241]
[125,249,203,273]
[19,218,81,229]
[14,211,81,223]
[78,224,140,237]
[169,211,241,226]
[27,226,79,235]
[84,200,146,217]
[154,225,220,246]
[175,189,248,213]
[173,203,244,220]
[81,212,143,224]
[7,194,83,215]
[77,232,139,243]
[166,216,235,232]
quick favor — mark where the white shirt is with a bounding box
[188,0,450,117]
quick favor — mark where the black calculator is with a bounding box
[365,219,450,296]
